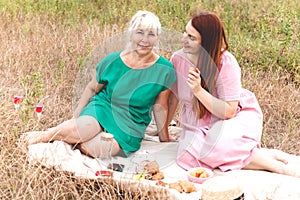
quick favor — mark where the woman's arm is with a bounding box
[73,70,105,118]
[152,89,172,142]
[167,91,179,125]
[187,70,238,120]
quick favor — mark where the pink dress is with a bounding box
[170,49,263,172]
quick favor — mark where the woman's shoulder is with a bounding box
[96,51,121,73]
[219,50,241,76]
[220,50,240,70]
[98,51,121,65]
[103,51,121,60]
[220,50,238,64]
[157,54,173,68]
[170,49,194,68]
[170,49,190,62]
[171,49,186,59]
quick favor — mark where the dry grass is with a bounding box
[0,9,299,199]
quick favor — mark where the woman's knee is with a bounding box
[76,116,101,134]
[78,142,98,158]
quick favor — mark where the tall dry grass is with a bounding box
[0,7,299,200]
[0,12,136,199]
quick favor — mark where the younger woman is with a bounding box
[168,11,299,177]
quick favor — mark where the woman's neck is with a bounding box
[121,50,159,69]
[186,52,199,67]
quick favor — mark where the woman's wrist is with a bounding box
[193,86,206,100]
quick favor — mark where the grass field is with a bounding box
[0,0,299,199]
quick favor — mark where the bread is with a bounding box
[169,180,197,193]
[169,182,183,193]
[151,171,164,180]
[201,176,244,200]
[179,180,197,193]
[144,160,159,175]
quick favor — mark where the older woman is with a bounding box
[24,10,176,158]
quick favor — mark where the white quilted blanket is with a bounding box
[27,130,300,200]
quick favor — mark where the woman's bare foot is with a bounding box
[282,156,300,178]
[263,148,300,178]
[281,163,300,178]
[244,147,300,178]
[21,131,49,145]
[265,148,289,164]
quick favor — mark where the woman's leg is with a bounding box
[243,147,300,177]
[24,116,102,145]
[79,135,122,158]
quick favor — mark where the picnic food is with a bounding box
[201,176,244,200]
[144,160,159,174]
[155,180,166,187]
[169,180,197,193]
[133,160,164,181]
[180,180,197,193]
[151,171,164,180]
[189,168,209,178]
[169,182,183,193]
[187,167,213,184]
[95,170,113,177]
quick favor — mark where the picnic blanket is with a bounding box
[26,127,300,200]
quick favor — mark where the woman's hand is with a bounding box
[153,89,172,142]
[188,66,239,119]
[187,67,202,93]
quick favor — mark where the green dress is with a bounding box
[80,51,176,156]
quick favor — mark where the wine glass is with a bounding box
[98,132,114,169]
[13,96,22,111]
[13,95,22,124]
[35,105,43,120]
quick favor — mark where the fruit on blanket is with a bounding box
[190,168,208,178]
[187,167,213,184]
[95,170,113,177]
[155,180,166,187]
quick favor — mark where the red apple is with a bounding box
[189,67,198,73]
[95,170,113,177]
[155,180,166,187]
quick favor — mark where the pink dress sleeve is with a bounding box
[216,51,242,101]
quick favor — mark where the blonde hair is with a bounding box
[128,10,161,35]
[125,10,161,51]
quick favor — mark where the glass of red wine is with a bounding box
[35,105,43,120]
[13,96,22,111]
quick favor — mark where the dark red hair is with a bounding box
[190,11,229,118]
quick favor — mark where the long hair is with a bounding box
[190,11,229,118]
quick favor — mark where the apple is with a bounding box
[190,171,196,177]
[155,180,166,187]
[189,67,198,73]
[200,171,209,178]
[95,170,113,177]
